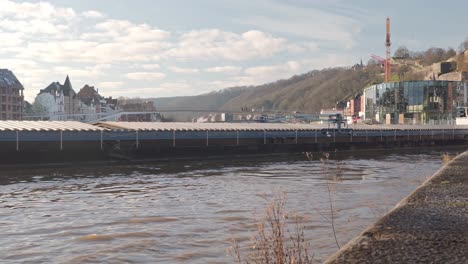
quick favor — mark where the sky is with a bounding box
[1,0,467,102]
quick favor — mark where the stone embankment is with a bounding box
[325,151,468,264]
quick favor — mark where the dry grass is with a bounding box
[228,193,314,264]
[442,152,455,164]
[320,153,341,250]
[229,153,346,263]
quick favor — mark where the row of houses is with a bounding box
[34,75,119,120]
[33,76,120,121]
[0,69,156,122]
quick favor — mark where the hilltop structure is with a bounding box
[0,69,24,120]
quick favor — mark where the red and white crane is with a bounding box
[369,18,392,82]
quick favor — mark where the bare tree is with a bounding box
[394,46,410,58]
[458,37,468,52]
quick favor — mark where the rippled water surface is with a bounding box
[0,151,451,263]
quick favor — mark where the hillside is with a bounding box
[220,66,383,113]
[150,41,468,118]
[153,87,246,111]
[152,64,384,115]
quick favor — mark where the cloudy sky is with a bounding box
[1,0,466,102]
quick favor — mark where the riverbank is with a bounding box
[325,151,468,263]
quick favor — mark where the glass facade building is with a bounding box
[363,81,468,124]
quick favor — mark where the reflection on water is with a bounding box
[0,150,452,263]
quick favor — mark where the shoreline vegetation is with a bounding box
[228,193,315,264]
[228,151,465,263]
[228,153,342,264]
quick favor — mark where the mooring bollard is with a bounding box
[173,130,176,147]
[136,130,139,149]
[16,131,19,152]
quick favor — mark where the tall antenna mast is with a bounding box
[385,17,391,82]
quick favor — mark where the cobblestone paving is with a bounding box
[325,151,468,264]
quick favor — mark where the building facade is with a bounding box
[76,85,119,121]
[363,81,468,125]
[0,69,24,120]
[36,76,80,120]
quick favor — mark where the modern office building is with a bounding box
[363,81,468,124]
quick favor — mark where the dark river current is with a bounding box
[0,150,453,263]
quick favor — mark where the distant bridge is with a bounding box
[24,109,331,123]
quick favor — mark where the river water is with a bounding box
[0,150,450,263]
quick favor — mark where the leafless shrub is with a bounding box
[229,153,346,263]
[442,152,456,164]
[228,193,314,264]
[320,153,341,249]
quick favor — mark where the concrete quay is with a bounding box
[325,151,468,264]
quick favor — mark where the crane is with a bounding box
[371,54,386,65]
[385,17,391,82]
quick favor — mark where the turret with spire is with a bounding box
[62,75,73,96]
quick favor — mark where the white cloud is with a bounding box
[93,19,170,42]
[165,29,288,60]
[287,42,319,53]
[141,64,161,70]
[208,55,354,89]
[53,64,111,79]
[244,61,301,78]
[0,0,360,102]
[109,82,191,97]
[168,66,200,74]
[0,2,171,64]
[0,0,76,20]
[98,81,123,89]
[237,0,362,48]
[0,32,24,48]
[125,72,166,81]
[82,10,105,18]
[205,66,242,74]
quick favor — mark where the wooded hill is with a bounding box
[152,39,468,116]
[153,65,384,114]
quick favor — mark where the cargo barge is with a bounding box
[0,121,467,165]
